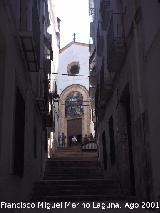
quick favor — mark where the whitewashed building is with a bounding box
[57,41,89,94]
[57,40,94,147]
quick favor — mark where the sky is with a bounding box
[55,0,90,48]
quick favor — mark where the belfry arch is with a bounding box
[59,84,91,146]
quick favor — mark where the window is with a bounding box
[65,91,83,118]
[67,62,80,75]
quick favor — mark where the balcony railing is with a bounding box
[90,21,95,39]
[44,33,53,60]
[92,108,96,123]
[89,47,97,87]
[89,0,95,16]
[44,33,51,49]
[100,0,111,30]
[44,59,51,74]
[89,47,96,66]
[89,68,96,87]
[107,13,126,72]
[89,86,96,100]
[99,59,113,105]
[100,79,113,106]
[97,26,104,57]
[89,43,95,54]
[46,113,53,128]
[19,32,39,72]
[36,98,45,114]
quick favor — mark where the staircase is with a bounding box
[31,146,122,202]
[31,147,153,213]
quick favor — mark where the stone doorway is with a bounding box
[59,85,91,148]
[67,118,82,146]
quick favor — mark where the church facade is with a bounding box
[57,41,93,146]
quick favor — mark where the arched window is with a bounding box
[65,91,83,117]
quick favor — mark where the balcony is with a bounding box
[89,43,95,54]
[99,59,113,105]
[107,13,126,72]
[90,21,95,39]
[44,59,51,74]
[89,86,96,100]
[44,33,53,60]
[44,33,52,50]
[19,32,39,72]
[36,98,45,114]
[89,47,96,86]
[100,0,111,30]
[89,69,96,87]
[89,0,95,17]
[46,113,53,128]
[99,79,113,106]
[90,98,95,110]
[92,108,96,123]
[89,47,96,66]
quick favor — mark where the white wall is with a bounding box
[57,43,89,94]
[48,0,59,91]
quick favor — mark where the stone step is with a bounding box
[44,172,103,176]
[32,190,120,197]
[53,147,98,160]
[44,167,103,173]
[31,149,121,203]
[52,158,98,162]
[53,155,98,158]
[44,172,103,177]
[44,171,103,176]
[32,188,119,195]
[31,194,131,202]
[34,179,118,185]
[33,184,119,191]
[56,149,81,152]
[44,166,102,171]
[43,176,104,180]
[32,179,120,196]
[32,181,120,190]
[46,160,100,167]
[53,154,98,158]
[44,159,103,180]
